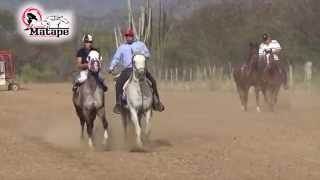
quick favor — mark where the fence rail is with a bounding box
[149,62,316,87]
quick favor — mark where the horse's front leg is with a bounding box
[97,108,109,145]
[270,87,280,112]
[237,86,248,111]
[121,112,128,142]
[142,110,152,143]
[255,87,261,112]
[129,108,143,149]
[84,110,95,149]
[74,106,85,140]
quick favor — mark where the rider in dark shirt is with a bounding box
[73,34,107,92]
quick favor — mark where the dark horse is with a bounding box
[233,42,262,112]
[73,50,109,148]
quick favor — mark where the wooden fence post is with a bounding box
[289,64,293,88]
[165,68,168,81]
[175,67,178,81]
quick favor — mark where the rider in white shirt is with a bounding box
[258,33,288,89]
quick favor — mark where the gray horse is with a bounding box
[73,50,109,148]
[120,54,153,150]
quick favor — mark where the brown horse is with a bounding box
[233,42,263,112]
[258,52,284,111]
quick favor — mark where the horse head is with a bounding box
[246,42,259,72]
[132,54,146,80]
[87,50,101,74]
[249,42,259,60]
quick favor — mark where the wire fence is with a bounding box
[148,61,319,91]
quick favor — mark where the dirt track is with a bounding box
[0,83,320,180]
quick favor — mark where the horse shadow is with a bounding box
[129,139,173,153]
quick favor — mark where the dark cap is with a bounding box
[263,33,270,41]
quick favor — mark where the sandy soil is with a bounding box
[0,83,320,180]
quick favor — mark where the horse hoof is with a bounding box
[256,107,261,112]
[135,140,143,150]
[88,138,94,148]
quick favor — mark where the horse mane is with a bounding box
[87,71,99,92]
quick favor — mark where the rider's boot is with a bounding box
[153,94,165,112]
[113,103,121,114]
[113,91,122,114]
[72,81,81,92]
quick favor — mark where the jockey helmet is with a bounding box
[262,33,270,41]
[82,33,93,43]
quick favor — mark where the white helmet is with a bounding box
[82,33,93,43]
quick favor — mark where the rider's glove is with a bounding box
[265,49,272,54]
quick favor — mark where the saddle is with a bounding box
[73,76,107,93]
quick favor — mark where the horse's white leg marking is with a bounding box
[104,130,109,139]
[130,108,142,148]
[256,106,261,113]
[241,106,246,111]
[103,130,109,145]
[88,138,94,148]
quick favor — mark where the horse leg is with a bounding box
[274,87,280,105]
[121,112,129,143]
[265,88,273,111]
[142,110,152,143]
[262,88,268,104]
[75,107,85,140]
[80,117,85,140]
[255,87,261,112]
[86,121,94,148]
[84,111,95,148]
[238,86,247,111]
[271,87,280,112]
[129,108,143,149]
[270,89,276,112]
[97,108,109,145]
[244,87,249,111]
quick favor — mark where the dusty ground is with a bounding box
[0,83,320,180]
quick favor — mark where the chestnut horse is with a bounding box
[233,42,263,112]
[257,51,284,111]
